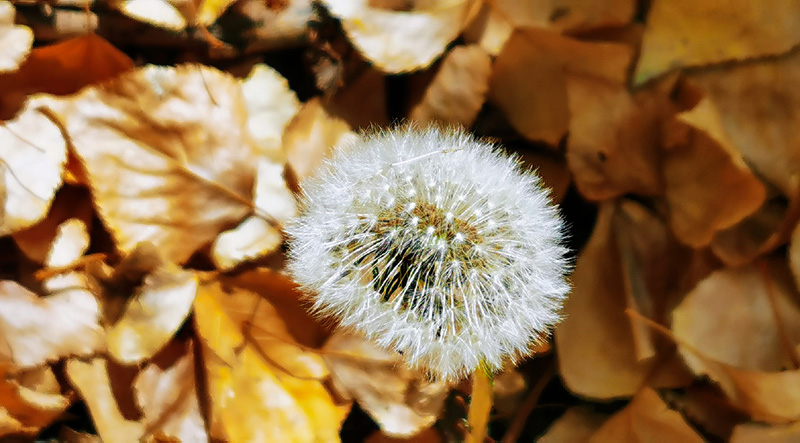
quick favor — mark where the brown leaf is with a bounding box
[321,0,481,73]
[194,279,348,442]
[284,98,357,181]
[556,202,691,399]
[635,0,800,84]
[731,421,800,443]
[43,64,261,263]
[323,331,450,437]
[409,45,491,127]
[690,52,800,197]
[539,406,606,443]
[0,103,67,236]
[664,98,767,247]
[672,261,800,371]
[565,76,667,200]
[0,34,133,119]
[489,28,632,145]
[0,0,32,72]
[106,265,198,365]
[589,388,703,442]
[0,364,70,437]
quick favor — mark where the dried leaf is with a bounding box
[0,34,134,119]
[241,64,300,161]
[0,277,103,368]
[635,0,800,84]
[0,364,70,437]
[409,45,491,127]
[565,76,666,200]
[134,341,208,442]
[0,104,67,236]
[106,265,198,364]
[13,187,94,264]
[322,0,480,73]
[589,388,703,442]
[44,64,260,263]
[194,280,348,442]
[664,98,766,247]
[539,407,606,443]
[672,262,800,371]
[211,158,296,270]
[284,98,357,181]
[323,331,450,437]
[0,0,33,72]
[731,421,800,443]
[489,28,632,145]
[118,0,187,31]
[66,358,145,442]
[690,52,800,197]
[556,202,691,399]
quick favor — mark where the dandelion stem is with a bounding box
[466,366,493,443]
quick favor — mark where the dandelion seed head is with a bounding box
[286,126,570,381]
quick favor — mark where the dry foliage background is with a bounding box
[1,0,800,441]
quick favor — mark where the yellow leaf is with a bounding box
[194,279,348,442]
[0,365,70,437]
[635,0,800,84]
[241,64,300,161]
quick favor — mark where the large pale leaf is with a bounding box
[44,64,260,263]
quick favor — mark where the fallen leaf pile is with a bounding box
[1,0,800,441]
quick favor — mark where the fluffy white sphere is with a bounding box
[286,126,570,381]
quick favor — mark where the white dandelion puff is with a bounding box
[285,126,570,381]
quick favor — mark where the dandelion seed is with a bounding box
[286,126,570,381]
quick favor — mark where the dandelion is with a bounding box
[286,126,570,382]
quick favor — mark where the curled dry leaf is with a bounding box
[241,64,300,161]
[44,64,260,264]
[565,76,667,200]
[323,331,450,437]
[321,0,480,73]
[0,364,70,437]
[672,261,800,372]
[0,0,33,72]
[284,98,357,181]
[489,28,632,146]
[635,0,800,84]
[539,406,606,443]
[134,341,208,442]
[589,388,703,442]
[106,265,198,364]
[0,103,67,236]
[409,45,491,127]
[556,202,691,399]
[690,51,800,197]
[194,280,348,442]
[66,358,145,442]
[211,158,296,270]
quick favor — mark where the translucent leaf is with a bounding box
[0,0,32,72]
